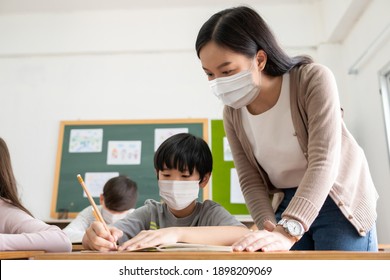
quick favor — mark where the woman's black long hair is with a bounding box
[195,6,313,76]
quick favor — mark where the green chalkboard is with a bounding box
[211,119,249,215]
[51,119,208,218]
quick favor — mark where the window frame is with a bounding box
[379,62,390,163]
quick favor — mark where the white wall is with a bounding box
[0,1,389,243]
[341,0,390,244]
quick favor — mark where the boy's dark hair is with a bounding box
[154,133,212,182]
[103,175,138,212]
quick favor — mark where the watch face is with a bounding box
[286,220,304,236]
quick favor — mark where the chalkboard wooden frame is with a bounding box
[50,119,208,219]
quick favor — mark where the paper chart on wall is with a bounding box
[230,168,245,204]
[223,137,233,161]
[69,129,103,153]
[154,128,189,151]
[84,172,120,197]
[107,141,142,165]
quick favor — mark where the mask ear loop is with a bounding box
[247,58,256,72]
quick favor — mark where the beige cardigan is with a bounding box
[223,63,378,236]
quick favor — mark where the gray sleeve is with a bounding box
[113,204,152,244]
[199,201,246,227]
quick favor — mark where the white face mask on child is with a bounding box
[158,180,200,211]
[101,207,129,224]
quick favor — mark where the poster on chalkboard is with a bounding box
[106,140,142,165]
[84,172,120,197]
[230,168,245,204]
[69,128,103,153]
[154,128,189,151]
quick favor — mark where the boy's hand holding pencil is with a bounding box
[86,221,123,251]
[77,174,122,251]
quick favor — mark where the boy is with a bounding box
[82,133,249,251]
[63,175,138,243]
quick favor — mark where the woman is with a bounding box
[195,6,378,251]
[0,137,72,252]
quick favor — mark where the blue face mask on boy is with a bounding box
[158,180,200,210]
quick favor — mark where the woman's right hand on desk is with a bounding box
[232,224,296,252]
[82,221,123,251]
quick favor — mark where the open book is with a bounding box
[131,242,233,252]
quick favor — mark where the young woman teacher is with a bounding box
[195,6,378,252]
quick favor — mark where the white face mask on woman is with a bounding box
[209,66,260,109]
[158,180,200,211]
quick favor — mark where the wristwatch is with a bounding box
[277,219,304,241]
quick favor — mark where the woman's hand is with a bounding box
[263,220,276,231]
[232,225,296,252]
[118,227,180,251]
[82,221,123,251]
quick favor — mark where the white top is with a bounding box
[0,199,72,252]
[241,74,307,188]
[62,205,134,243]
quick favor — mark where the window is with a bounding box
[379,62,390,162]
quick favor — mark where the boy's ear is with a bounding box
[199,173,211,188]
[99,194,104,205]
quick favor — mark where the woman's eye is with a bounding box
[205,72,213,77]
[222,70,233,75]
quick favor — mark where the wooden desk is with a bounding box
[31,250,390,260]
[71,244,85,251]
[379,244,390,251]
[0,251,45,260]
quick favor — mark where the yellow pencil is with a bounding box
[92,208,100,222]
[77,174,117,250]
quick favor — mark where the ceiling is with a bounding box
[0,0,370,44]
[0,0,321,14]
